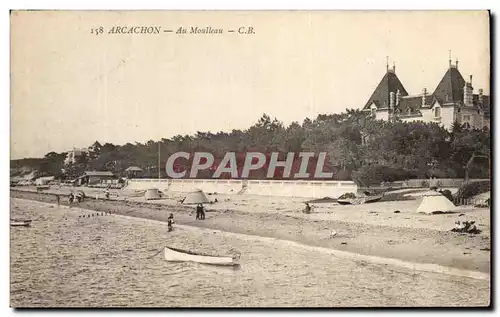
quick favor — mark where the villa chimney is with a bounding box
[464,77,473,107]
[396,89,401,106]
[422,88,427,106]
[389,92,395,109]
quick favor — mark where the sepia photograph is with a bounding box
[9,10,491,308]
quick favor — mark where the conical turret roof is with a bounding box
[432,66,466,104]
[364,69,409,109]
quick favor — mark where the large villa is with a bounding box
[362,57,490,131]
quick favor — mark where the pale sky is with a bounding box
[10,11,490,159]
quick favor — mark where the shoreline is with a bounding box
[10,188,491,274]
[11,197,489,281]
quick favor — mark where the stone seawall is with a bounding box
[126,179,358,199]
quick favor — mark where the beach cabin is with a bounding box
[125,166,144,178]
[76,171,115,186]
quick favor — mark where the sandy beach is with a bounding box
[10,197,490,307]
[10,187,491,274]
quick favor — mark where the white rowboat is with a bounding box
[11,220,31,227]
[164,247,237,266]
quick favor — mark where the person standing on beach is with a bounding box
[196,204,201,220]
[200,204,206,220]
[167,213,174,232]
[68,193,74,207]
[303,202,312,214]
[56,194,60,206]
[196,203,202,220]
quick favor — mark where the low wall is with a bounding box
[125,179,170,191]
[125,179,358,198]
[244,180,357,198]
[169,179,243,194]
[384,178,490,189]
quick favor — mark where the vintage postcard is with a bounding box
[10,10,491,308]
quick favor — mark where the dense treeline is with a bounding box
[11,110,490,185]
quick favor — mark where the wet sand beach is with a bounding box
[10,197,490,307]
[11,188,491,274]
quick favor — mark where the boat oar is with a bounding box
[145,246,167,259]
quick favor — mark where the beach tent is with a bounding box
[182,190,210,205]
[145,188,162,200]
[416,190,457,214]
[125,166,143,172]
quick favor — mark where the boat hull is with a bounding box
[337,199,353,205]
[164,247,236,266]
[337,195,383,205]
[11,222,31,227]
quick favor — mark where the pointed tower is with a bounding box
[432,57,466,105]
[363,61,409,110]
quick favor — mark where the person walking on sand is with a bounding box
[68,193,74,207]
[56,194,60,207]
[167,213,175,232]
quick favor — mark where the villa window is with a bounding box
[371,108,376,116]
[434,107,441,118]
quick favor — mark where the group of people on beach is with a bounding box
[68,192,84,205]
[196,203,206,220]
[452,220,481,234]
[166,203,205,233]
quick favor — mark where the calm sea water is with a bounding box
[10,198,489,307]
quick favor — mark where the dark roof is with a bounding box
[432,66,466,104]
[397,96,421,112]
[397,95,435,113]
[84,171,114,177]
[363,70,409,109]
